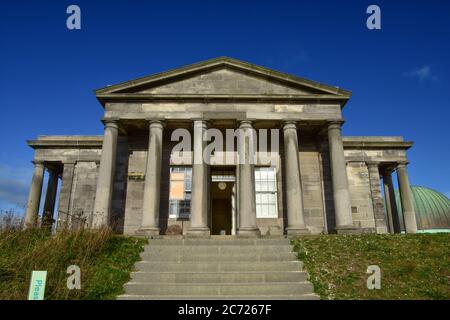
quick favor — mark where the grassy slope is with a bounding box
[0,228,146,300]
[292,234,450,300]
[2,230,448,300]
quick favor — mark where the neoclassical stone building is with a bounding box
[24,57,418,236]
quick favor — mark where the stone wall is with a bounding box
[123,135,147,235]
[367,163,389,233]
[69,161,98,229]
[299,139,326,234]
[319,141,336,233]
[346,162,376,232]
[110,137,129,233]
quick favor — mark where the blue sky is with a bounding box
[0,0,449,212]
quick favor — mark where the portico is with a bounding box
[24,57,418,235]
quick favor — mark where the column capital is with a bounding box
[148,120,165,130]
[366,161,379,168]
[282,120,298,130]
[327,120,345,131]
[396,161,409,168]
[193,119,208,128]
[239,120,253,129]
[32,160,45,168]
[103,120,119,130]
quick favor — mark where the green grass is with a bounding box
[292,233,450,300]
[0,228,146,300]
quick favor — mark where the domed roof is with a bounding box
[395,186,450,231]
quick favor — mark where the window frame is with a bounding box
[254,166,278,218]
[168,166,192,219]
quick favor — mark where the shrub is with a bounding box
[0,227,145,300]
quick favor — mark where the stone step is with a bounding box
[130,271,308,283]
[117,293,320,300]
[140,251,297,262]
[144,245,294,254]
[124,282,314,296]
[135,261,303,272]
[118,238,317,300]
[148,238,291,246]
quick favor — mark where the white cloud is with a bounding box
[404,65,438,81]
[0,163,33,211]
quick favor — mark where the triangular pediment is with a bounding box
[142,68,320,95]
[96,57,351,101]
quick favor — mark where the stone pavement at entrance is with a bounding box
[117,237,319,300]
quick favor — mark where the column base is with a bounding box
[135,227,160,237]
[286,226,311,235]
[335,225,362,234]
[237,228,261,238]
[186,227,211,238]
[23,222,37,230]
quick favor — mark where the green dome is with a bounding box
[395,186,450,231]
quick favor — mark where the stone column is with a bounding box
[231,184,237,235]
[187,120,210,237]
[139,120,164,236]
[327,121,355,232]
[237,120,260,237]
[92,120,119,228]
[367,162,388,233]
[42,167,59,227]
[56,161,75,230]
[283,121,309,235]
[396,162,418,233]
[382,170,401,233]
[23,161,45,229]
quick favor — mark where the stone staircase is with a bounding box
[117,237,318,300]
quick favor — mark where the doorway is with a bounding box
[210,167,236,235]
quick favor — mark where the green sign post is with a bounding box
[28,271,47,300]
